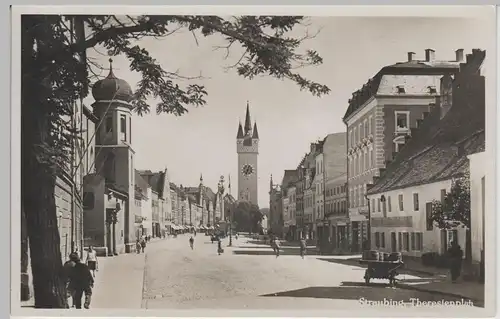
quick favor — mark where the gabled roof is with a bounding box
[281,170,299,189]
[138,170,165,197]
[368,50,485,194]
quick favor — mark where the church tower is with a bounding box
[91,58,136,252]
[236,101,259,206]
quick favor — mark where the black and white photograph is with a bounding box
[12,5,496,317]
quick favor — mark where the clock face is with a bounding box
[242,164,254,177]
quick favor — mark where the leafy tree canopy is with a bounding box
[24,15,330,172]
[233,201,263,232]
[429,172,471,230]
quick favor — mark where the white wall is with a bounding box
[141,187,153,235]
[368,179,466,257]
[469,152,486,263]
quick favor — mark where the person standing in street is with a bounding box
[140,237,147,253]
[85,246,98,277]
[447,240,463,283]
[67,253,94,309]
[299,237,307,259]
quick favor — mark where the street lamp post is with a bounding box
[365,194,372,250]
[218,176,231,246]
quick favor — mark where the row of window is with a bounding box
[371,189,448,232]
[349,115,374,148]
[349,148,375,177]
[326,185,346,197]
[326,200,347,215]
[374,231,424,251]
[349,185,368,208]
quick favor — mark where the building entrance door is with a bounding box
[391,232,397,252]
[352,222,359,252]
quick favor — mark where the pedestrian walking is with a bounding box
[63,252,78,308]
[447,240,463,283]
[217,239,224,255]
[67,253,94,309]
[135,239,142,254]
[189,236,194,250]
[85,246,98,277]
[274,238,281,257]
[140,238,146,253]
[299,237,307,259]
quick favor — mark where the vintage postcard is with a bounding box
[11,5,496,318]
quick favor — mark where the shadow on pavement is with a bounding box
[232,247,317,256]
[317,258,446,279]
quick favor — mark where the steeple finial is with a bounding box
[107,57,117,79]
[244,101,252,135]
[200,174,203,183]
[228,174,232,195]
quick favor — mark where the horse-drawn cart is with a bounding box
[359,251,404,286]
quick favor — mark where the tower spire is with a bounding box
[237,121,244,138]
[228,174,232,195]
[270,174,273,190]
[244,101,252,135]
[200,174,203,183]
[252,121,259,139]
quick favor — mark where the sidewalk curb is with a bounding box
[396,282,483,305]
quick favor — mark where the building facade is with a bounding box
[268,176,283,236]
[343,49,464,252]
[367,49,485,265]
[468,151,486,282]
[237,102,259,206]
[325,173,349,252]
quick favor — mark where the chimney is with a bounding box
[310,143,316,153]
[455,49,464,62]
[407,52,416,62]
[425,49,435,62]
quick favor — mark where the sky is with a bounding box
[84,15,491,208]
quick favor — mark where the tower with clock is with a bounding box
[236,102,259,206]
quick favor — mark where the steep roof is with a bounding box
[244,101,252,134]
[138,170,165,197]
[236,122,244,138]
[368,50,485,194]
[281,170,299,189]
[252,122,259,139]
[343,51,462,122]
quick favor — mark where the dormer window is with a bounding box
[428,86,437,94]
[396,85,406,94]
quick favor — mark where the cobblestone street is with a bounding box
[139,235,479,312]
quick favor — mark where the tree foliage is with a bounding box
[233,201,263,233]
[429,172,471,230]
[22,14,329,307]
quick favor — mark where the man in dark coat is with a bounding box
[447,240,463,283]
[67,253,94,309]
[62,252,78,308]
